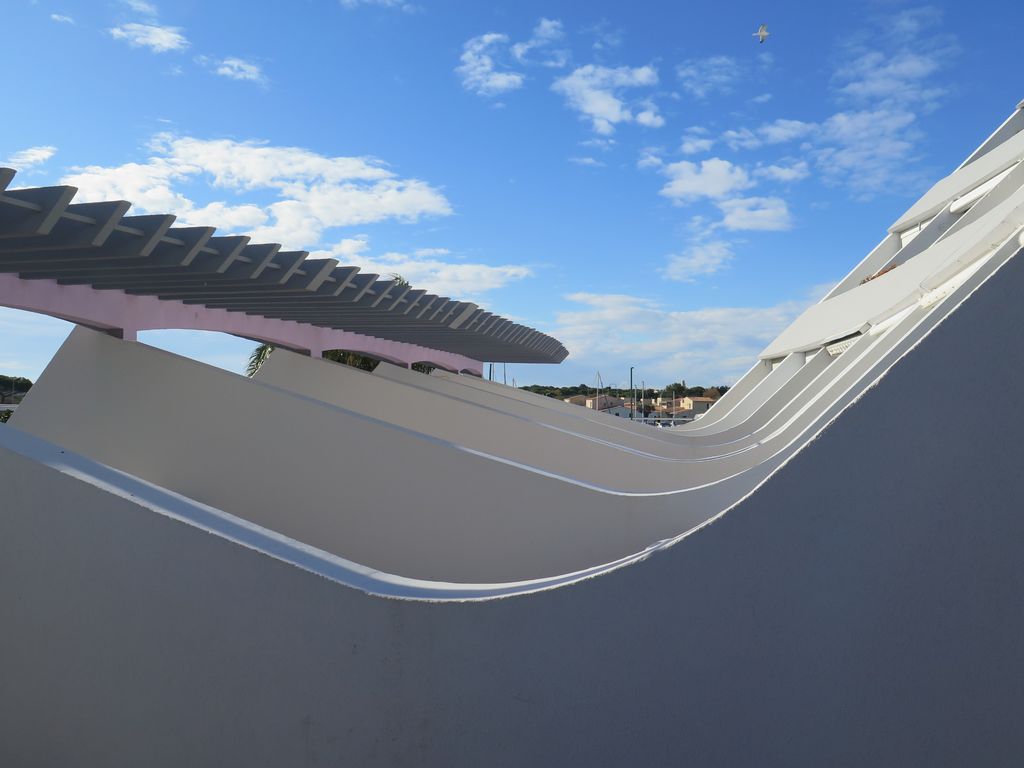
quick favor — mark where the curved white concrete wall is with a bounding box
[5,243,1024,763]
[16,121,1024,584]
[762,179,1024,358]
[256,346,818,467]
[2,328,829,580]
[10,217,1012,584]
[893,119,1024,229]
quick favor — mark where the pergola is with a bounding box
[0,167,568,374]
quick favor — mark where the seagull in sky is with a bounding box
[753,23,770,43]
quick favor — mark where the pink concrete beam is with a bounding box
[0,273,482,375]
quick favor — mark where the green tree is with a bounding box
[0,375,32,404]
[245,343,274,377]
[664,381,686,398]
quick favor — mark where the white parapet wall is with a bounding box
[4,326,821,581]
[4,242,1024,763]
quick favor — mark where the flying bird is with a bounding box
[753,24,770,43]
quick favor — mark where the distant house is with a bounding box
[563,393,626,411]
[681,396,716,414]
[586,394,624,411]
[653,397,689,410]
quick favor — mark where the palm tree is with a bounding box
[244,274,434,376]
[245,343,274,377]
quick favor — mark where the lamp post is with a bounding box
[629,366,634,420]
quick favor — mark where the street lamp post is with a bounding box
[622,366,630,421]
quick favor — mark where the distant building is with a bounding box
[586,394,624,411]
[681,396,716,414]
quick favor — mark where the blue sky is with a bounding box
[2,0,1022,389]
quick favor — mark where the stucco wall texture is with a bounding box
[3,216,1024,766]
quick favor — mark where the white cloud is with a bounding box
[722,118,816,151]
[510,18,567,68]
[109,23,188,53]
[651,151,800,231]
[339,0,418,11]
[328,236,372,260]
[717,196,792,231]
[316,237,531,298]
[61,134,452,248]
[550,289,819,384]
[199,56,267,84]
[680,127,714,155]
[569,157,605,167]
[659,158,753,202]
[720,115,931,198]
[551,64,661,135]
[5,146,57,171]
[714,11,951,197]
[813,7,958,196]
[456,33,525,97]
[637,148,663,169]
[122,0,158,15]
[757,118,816,144]
[714,9,954,198]
[663,240,733,282]
[50,14,74,24]
[832,7,956,114]
[836,50,942,106]
[814,108,920,196]
[721,128,762,151]
[754,160,810,183]
[680,137,714,154]
[635,101,665,128]
[457,19,571,98]
[580,138,615,151]
[752,93,772,104]
[585,20,623,52]
[676,56,739,99]
[186,200,267,231]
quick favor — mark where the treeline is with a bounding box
[0,375,34,422]
[0,375,32,402]
[520,382,730,400]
